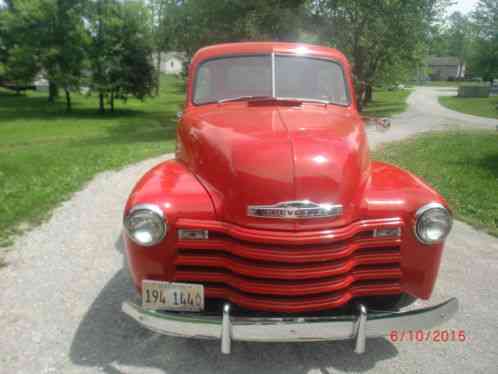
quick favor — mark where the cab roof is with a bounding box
[191,42,349,66]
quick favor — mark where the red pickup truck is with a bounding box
[121,42,458,354]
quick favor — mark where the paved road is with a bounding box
[1,87,498,374]
[366,86,496,147]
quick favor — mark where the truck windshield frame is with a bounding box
[192,53,351,107]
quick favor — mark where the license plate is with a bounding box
[142,280,204,311]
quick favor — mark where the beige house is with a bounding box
[428,57,465,80]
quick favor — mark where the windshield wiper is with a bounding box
[217,95,274,103]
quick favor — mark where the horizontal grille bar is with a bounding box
[202,281,402,313]
[176,217,404,245]
[175,265,401,296]
[176,237,400,264]
[175,248,400,280]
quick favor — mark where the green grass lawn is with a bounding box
[361,88,412,118]
[374,130,498,236]
[0,75,184,246]
[439,95,498,119]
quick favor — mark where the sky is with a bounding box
[447,0,480,15]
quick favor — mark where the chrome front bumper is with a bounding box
[122,298,458,354]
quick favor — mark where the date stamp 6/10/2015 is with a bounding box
[389,330,466,343]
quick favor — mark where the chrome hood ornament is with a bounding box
[247,200,343,219]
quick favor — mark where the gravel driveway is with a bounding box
[1,87,498,374]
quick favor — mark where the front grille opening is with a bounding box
[173,223,403,312]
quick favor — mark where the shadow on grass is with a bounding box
[0,89,184,147]
[0,89,185,124]
[78,108,179,145]
[0,95,144,122]
[470,153,498,179]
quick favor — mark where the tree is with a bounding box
[47,0,88,110]
[87,0,155,112]
[308,0,450,107]
[168,0,307,57]
[0,1,41,88]
[0,0,88,108]
[446,12,474,63]
[428,11,475,68]
[149,0,177,96]
[471,0,498,82]
[109,0,155,110]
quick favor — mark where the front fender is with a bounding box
[124,160,215,290]
[361,161,450,299]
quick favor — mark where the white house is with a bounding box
[155,52,187,75]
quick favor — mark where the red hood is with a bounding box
[180,103,370,230]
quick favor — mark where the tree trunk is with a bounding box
[356,80,366,112]
[110,91,114,112]
[99,93,105,113]
[155,51,161,96]
[65,89,72,111]
[48,81,59,103]
[363,84,373,106]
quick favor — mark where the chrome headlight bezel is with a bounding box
[414,202,452,245]
[124,204,167,247]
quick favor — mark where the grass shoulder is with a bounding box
[439,95,498,119]
[373,130,498,237]
[0,75,184,247]
[361,88,412,118]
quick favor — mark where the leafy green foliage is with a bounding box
[470,0,498,82]
[374,131,498,236]
[165,0,307,57]
[87,0,155,112]
[0,0,88,108]
[428,11,475,64]
[112,1,156,101]
[1,0,156,111]
[306,0,448,106]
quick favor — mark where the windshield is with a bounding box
[193,54,350,106]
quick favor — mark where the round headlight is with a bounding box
[124,204,166,246]
[415,203,452,245]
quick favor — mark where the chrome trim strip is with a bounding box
[128,203,165,218]
[415,202,447,219]
[122,298,458,353]
[177,229,209,240]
